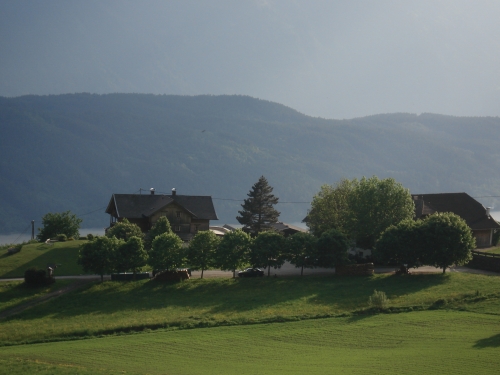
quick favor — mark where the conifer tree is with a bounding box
[237,176,280,235]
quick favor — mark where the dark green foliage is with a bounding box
[149,232,185,272]
[374,219,424,271]
[286,232,318,276]
[316,229,350,268]
[36,211,82,241]
[215,229,252,278]
[114,236,148,279]
[250,231,286,276]
[57,234,67,242]
[420,212,475,273]
[105,219,143,241]
[144,217,172,250]
[24,267,54,286]
[78,236,122,282]
[187,231,220,278]
[237,176,280,235]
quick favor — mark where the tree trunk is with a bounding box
[201,268,204,279]
[268,265,270,277]
[100,273,104,283]
[133,269,137,281]
[442,267,446,274]
[301,265,304,276]
[233,269,236,278]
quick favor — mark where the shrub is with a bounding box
[87,233,94,241]
[368,289,389,309]
[24,267,54,286]
[57,233,67,242]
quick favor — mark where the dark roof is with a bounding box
[106,194,218,220]
[412,192,499,230]
[270,222,308,233]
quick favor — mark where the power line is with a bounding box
[12,223,32,244]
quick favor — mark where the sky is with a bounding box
[1,0,500,119]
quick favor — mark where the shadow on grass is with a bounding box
[0,244,84,278]
[3,273,449,322]
[473,333,500,348]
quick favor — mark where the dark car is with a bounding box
[238,268,264,277]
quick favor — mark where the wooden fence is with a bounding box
[467,251,500,273]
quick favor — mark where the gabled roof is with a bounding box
[105,194,218,220]
[270,222,308,233]
[412,192,499,230]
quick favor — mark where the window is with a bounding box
[176,211,181,218]
[174,226,181,232]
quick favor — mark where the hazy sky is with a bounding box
[1,0,499,119]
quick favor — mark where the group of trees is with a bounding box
[375,212,475,273]
[78,215,354,281]
[305,176,476,273]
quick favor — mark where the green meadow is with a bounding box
[1,273,500,345]
[0,310,499,375]
[0,241,85,278]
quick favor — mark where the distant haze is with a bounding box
[1,0,500,119]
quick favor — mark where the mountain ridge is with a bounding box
[1,93,500,234]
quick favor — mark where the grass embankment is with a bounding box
[482,246,500,254]
[0,280,74,314]
[1,272,500,345]
[0,241,85,278]
[0,310,499,375]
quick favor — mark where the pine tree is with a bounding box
[237,176,280,235]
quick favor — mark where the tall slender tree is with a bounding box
[237,176,280,235]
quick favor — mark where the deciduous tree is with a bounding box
[78,236,122,282]
[106,218,143,241]
[286,232,318,276]
[215,229,252,278]
[237,176,280,235]
[114,236,148,279]
[149,232,185,272]
[187,230,220,278]
[145,217,172,250]
[316,228,350,268]
[37,211,82,241]
[250,231,285,276]
[420,212,475,273]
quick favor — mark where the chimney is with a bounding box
[172,188,176,196]
[150,188,155,195]
[486,207,491,216]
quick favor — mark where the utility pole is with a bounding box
[31,220,35,240]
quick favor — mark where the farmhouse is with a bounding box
[412,193,499,247]
[105,188,218,241]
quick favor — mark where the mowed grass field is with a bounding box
[1,272,500,345]
[0,241,85,278]
[0,310,499,375]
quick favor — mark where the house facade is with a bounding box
[105,188,218,241]
[412,193,500,248]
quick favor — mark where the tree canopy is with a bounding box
[215,229,252,278]
[286,232,318,276]
[187,230,220,278]
[114,236,148,278]
[250,231,286,276]
[106,218,143,241]
[316,228,350,268]
[37,211,82,241]
[304,176,415,249]
[78,236,122,282]
[145,217,172,250]
[149,232,185,271]
[237,176,280,235]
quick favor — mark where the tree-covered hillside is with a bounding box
[1,93,500,234]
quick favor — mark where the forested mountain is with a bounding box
[1,93,500,234]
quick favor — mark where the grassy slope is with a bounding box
[0,280,74,313]
[0,241,85,278]
[1,272,500,345]
[0,310,499,375]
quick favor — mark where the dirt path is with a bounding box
[0,278,96,320]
